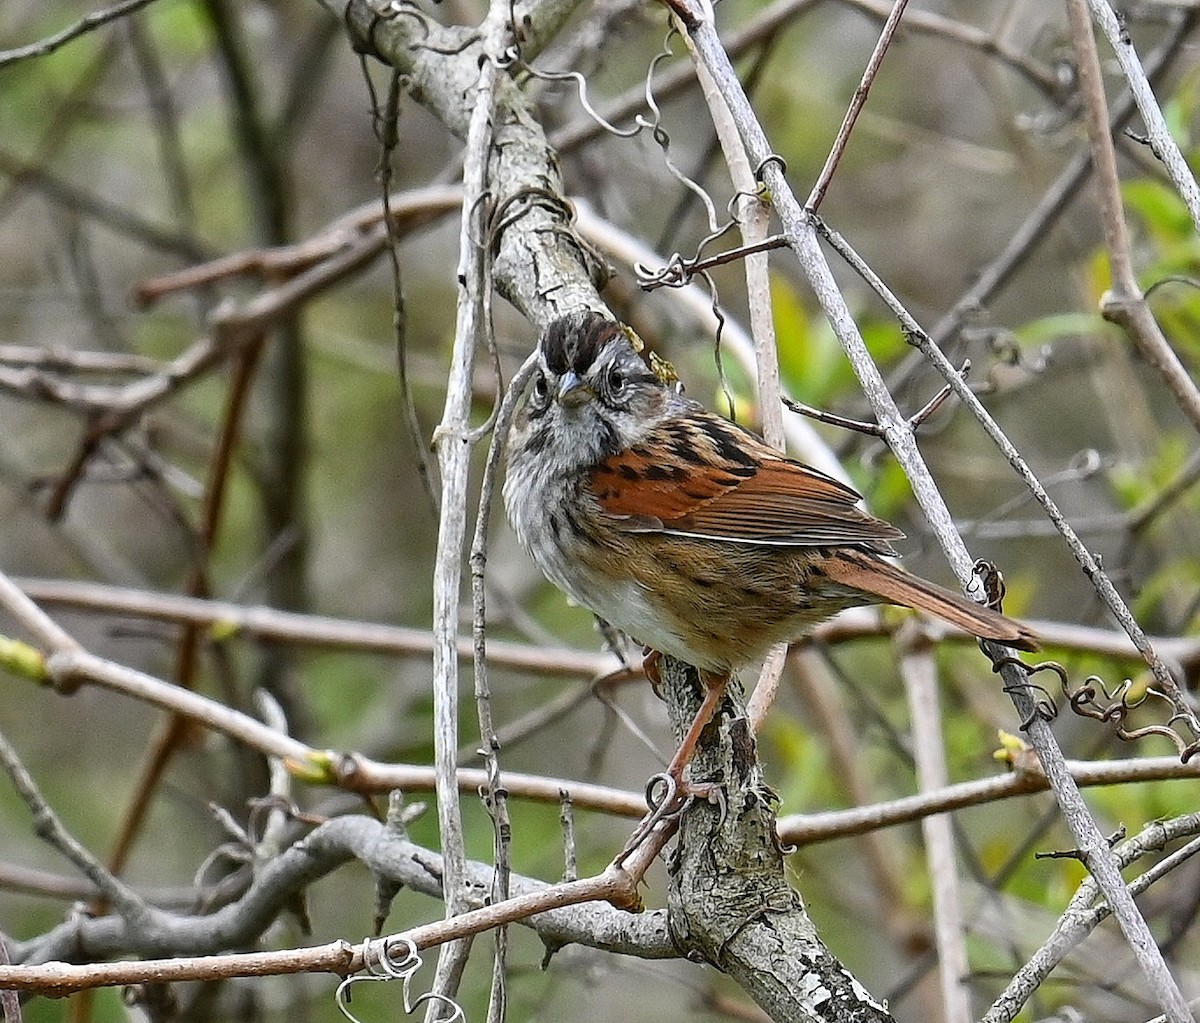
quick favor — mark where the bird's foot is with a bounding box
[612,672,730,868]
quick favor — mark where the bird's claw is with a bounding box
[611,772,724,868]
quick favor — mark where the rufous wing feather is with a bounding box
[822,550,1039,651]
[588,414,905,553]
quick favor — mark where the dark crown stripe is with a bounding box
[540,311,622,375]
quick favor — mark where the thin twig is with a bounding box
[816,216,1200,745]
[0,826,653,996]
[371,65,441,514]
[781,753,1200,850]
[0,0,164,71]
[467,351,539,1023]
[783,395,884,436]
[133,185,461,305]
[0,147,208,263]
[1066,0,1200,440]
[806,0,911,211]
[982,812,1200,1023]
[106,329,269,878]
[422,7,511,1012]
[884,9,1199,400]
[833,0,1060,95]
[1085,0,1200,233]
[2,599,1198,842]
[17,576,620,678]
[0,727,147,921]
[18,573,1200,677]
[683,26,790,733]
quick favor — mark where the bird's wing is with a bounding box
[586,413,904,552]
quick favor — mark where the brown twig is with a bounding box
[105,332,269,879]
[0,851,649,998]
[0,0,162,70]
[0,939,19,1023]
[19,576,1200,677]
[806,0,911,211]
[4,580,1200,845]
[1065,0,1200,439]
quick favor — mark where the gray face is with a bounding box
[511,312,669,473]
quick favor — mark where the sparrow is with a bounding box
[504,311,1037,778]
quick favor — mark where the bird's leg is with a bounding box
[663,669,729,787]
[613,669,728,868]
[642,652,727,786]
[641,647,663,698]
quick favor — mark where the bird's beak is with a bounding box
[556,370,593,407]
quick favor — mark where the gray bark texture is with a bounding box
[335,0,610,327]
[661,656,896,1023]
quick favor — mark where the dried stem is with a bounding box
[897,631,969,1023]
[423,9,509,1008]
[0,816,660,997]
[982,812,1200,1023]
[806,0,910,212]
[469,352,537,1023]
[1065,0,1200,439]
[4,579,1200,846]
[1084,0,1200,234]
[0,0,163,70]
[681,26,790,731]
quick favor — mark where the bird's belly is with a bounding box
[585,535,865,671]
[525,531,698,664]
[566,534,848,672]
[506,471,862,672]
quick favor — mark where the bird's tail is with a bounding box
[823,550,1039,651]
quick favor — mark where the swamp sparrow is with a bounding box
[504,312,1037,777]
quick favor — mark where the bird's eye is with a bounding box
[606,364,625,394]
[532,371,548,401]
